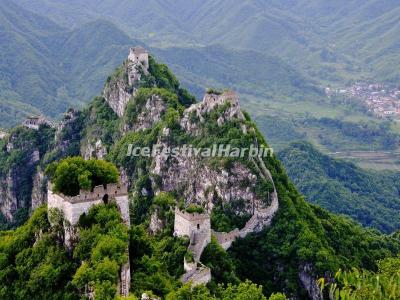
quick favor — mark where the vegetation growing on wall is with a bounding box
[46,157,119,196]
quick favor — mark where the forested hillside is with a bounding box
[12,0,400,83]
[279,142,400,233]
[1,51,399,299]
[0,0,321,128]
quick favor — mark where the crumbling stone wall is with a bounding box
[47,183,131,296]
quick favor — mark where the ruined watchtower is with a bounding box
[128,46,149,70]
[174,208,212,285]
[23,116,49,130]
[174,208,211,240]
[47,183,131,297]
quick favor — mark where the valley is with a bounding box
[2,0,400,173]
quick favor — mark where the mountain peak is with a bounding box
[103,46,150,117]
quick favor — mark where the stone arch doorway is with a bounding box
[103,194,109,205]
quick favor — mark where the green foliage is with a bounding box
[46,157,119,196]
[0,206,78,299]
[153,192,176,224]
[130,224,188,298]
[72,203,129,299]
[319,256,400,299]
[206,89,223,95]
[81,96,120,149]
[109,127,160,176]
[185,204,205,214]
[0,203,129,299]
[201,236,239,287]
[0,125,55,228]
[211,199,252,232]
[166,284,214,300]
[307,118,400,151]
[0,125,54,177]
[279,141,400,233]
[2,12,400,299]
[153,192,176,211]
[124,87,184,130]
[229,150,400,296]
[216,280,267,300]
[165,280,283,300]
[41,110,85,167]
[142,56,196,107]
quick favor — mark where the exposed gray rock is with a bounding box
[103,48,149,118]
[299,264,323,300]
[31,170,48,211]
[149,209,164,234]
[129,95,166,132]
[83,139,108,160]
[180,91,245,135]
[103,72,132,118]
[0,170,18,220]
[152,134,262,214]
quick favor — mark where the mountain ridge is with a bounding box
[1,49,399,299]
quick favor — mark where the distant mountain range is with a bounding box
[12,0,400,83]
[0,0,320,128]
[2,0,400,170]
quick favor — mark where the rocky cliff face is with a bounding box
[180,91,245,135]
[0,110,82,223]
[150,91,267,214]
[0,48,362,300]
[103,56,149,118]
[0,170,18,220]
[83,139,108,160]
[0,149,39,220]
[125,94,167,133]
[299,264,323,300]
[31,170,48,211]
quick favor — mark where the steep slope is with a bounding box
[62,51,400,298]
[0,1,321,129]
[0,0,66,123]
[0,0,136,127]
[1,48,400,299]
[278,142,400,233]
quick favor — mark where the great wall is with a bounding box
[173,154,279,286]
[47,183,131,298]
[44,46,280,294]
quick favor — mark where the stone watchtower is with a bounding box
[128,46,149,70]
[174,208,211,244]
[23,116,49,130]
[47,183,131,297]
[174,208,212,286]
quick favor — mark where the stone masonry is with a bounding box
[173,153,280,286]
[47,183,131,297]
[174,208,212,286]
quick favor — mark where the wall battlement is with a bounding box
[49,183,128,204]
[23,116,51,130]
[48,183,130,227]
[47,182,131,297]
[175,207,210,222]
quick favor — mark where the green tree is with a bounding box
[216,280,267,300]
[46,157,119,196]
[319,256,400,300]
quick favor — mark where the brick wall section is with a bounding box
[47,183,131,296]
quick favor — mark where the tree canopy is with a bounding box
[46,157,119,196]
